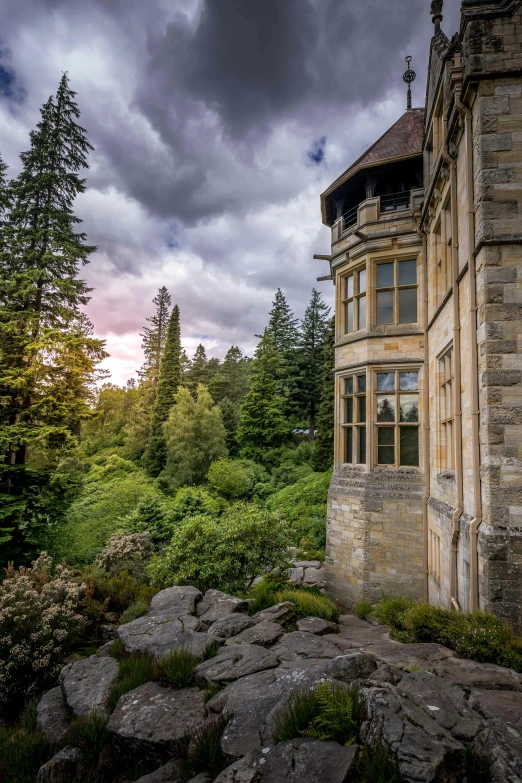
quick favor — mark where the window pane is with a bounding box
[346,397,353,423]
[377,291,394,324]
[377,395,396,422]
[377,372,395,391]
[400,427,419,466]
[378,427,394,445]
[346,301,354,333]
[345,377,353,395]
[358,294,366,330]
[399,259,417,286]
[399,371,418,391]
[356,375,366,394]
[377,262,394,288]
[346,275,353,299]
[358,269,367,294]
[345,428,353,464]
[399,287,417,324]
[358,427,366,464]
[358,395,366,423]
[400,394,419,422]
[378,427,395,465]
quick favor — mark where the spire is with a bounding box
[431,0,443,33]
[402,56,416,111]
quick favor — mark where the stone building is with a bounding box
[319,0,522,631]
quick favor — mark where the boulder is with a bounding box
[324,652,377,682]
[134,760,183,783]
[225,621,285,648]
[150,586,202,617]
[195,644,279,687]
[251,602,294,626]
[303,567,326,587]
[36,746,86,783]
[208,613,255,640]
[60,655,119,717]
[107,682,206,764]
[471,717,522,783]
[271,632,340,661]
[293,561,322,569]
[288,568,304,584]
[196,590,249,624]
[117,613,202,658]
[296,617,340,636]
[36,687,72,745]
[160,630,222,660]
[214,739,358,783]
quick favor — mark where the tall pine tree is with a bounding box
[296,289,330,440]
[186,343,209,394]
[139,286,171,384]
[312,317,335,471]
[142,304,182,477]
[266,288,299,419]
[209,346,250,404]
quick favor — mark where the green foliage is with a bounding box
[218,396,241,456]
[373,597,522,672]
[96,569,157,613]
[266,470,331,547]
[312,317,335,472]
[203,683,225,704]
[354,600,373,620]
[295,289,331,435]
[208,346,251,404]
[207,458,253,499]
[120,600,151,625]
[138,286,172,385]
[0,721,51,783]
[120,494,172,545]
[180,714,229,781]
[161,384,228,489]
[168,486,222,523]
[67,711,108,764]
[108,638,125,659]
[96,531,154,582]
[155,649,199,689]
[277,589,340,622]
[149,503,290,594]
[354,742,402,783]
[107,653,156,714]
[270,462,313,491]
[274,682,362,746]
[185,343,211,394]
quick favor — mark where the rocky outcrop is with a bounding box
[36,686,73,745]
[195,644,279,686]
[60,655,119,717]
[196,590,249,624]
[36,746,86,783]
[208,614,254,640]
[296,617,340,635]
[225,621,285,648]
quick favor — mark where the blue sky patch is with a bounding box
[307,136,326,165]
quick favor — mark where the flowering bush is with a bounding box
[0,553,85,706]
[96,532,154,582]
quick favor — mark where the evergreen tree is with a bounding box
[180,348,191,386]
[219,396,240,456]
[237,330,290,459]
[142,305,182,477]
[0,75,106,560]
[266,289,300,419]
[312,318,335,472]
[186,343,209,394]
[138,287,171,384]
[209,346,250,404]
[296,289,331,440]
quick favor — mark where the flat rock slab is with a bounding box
[196,590,249,624]
[150,587,202,617]
[36,746,86,783]
[303,567,326,587]
[288,567,304,584]
[324,652,377,682]
[470,689,522,730]
[159,630,222,660]
[271,632,341,661]
[433,658,522,692]
[117,613,201,658]
[366,640,455,670]
[208,613,254,639]
[214,739,358,783]
[296,617,340,636]
[251,602,294,626]
[293,561,322,569]
[225,621,285,648]
[134,760,183,783]
[60,655,119,717]
[36,687,73,745]
[108,682,206,764]
[195,644,279,686]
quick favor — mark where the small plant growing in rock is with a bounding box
[106,653,155,713]
[277,589,339,623]
[120,599,151,625]
[108,637,125,660]
[354,599,373,620]
[179,714,229,781]
[355,741,402,783]
[67,711,108,764]
[155,649,199,689]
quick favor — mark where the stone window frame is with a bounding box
[431,194,452,307]
[339,371,367,466]
[340,264,367,336]
[428,528,441,586]
[373,367,421,468]
[438,344,454,471]
[374,258,419,327]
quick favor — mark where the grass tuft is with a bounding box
[203,682,225,704]
[353,600,373,620]
[246,579,339,622]
[106,653,155,713]
[0,724,51,783]
[465,743,492,783]
[67,710,108,764]
[155,649,199,689]
[108,637,126,660]
[354,741,402,783]
[120,600,150,625]
[179,714,229,781]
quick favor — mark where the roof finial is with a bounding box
[403,56,416,111]
[431,0,443,33]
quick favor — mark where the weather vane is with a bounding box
[403,56,416,111]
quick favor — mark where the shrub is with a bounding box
[67,711,108,764]
[207,458,253,499]
[120,494,172,545]
[274,682,363,746]
[0,554,85,707]
[266,471,330,548]
[167,486,222,524]
[372,596,415,632]
[277,589,339,623]
[120,600,151,625]
[149,504,290,594]
[96,532,154,583]
[95,569,157,613]
[155,649,199,689]
[179,714,229,781]
[0,721,50,783]
[354,600,373,620]
[107,653,156,713]
[270,462,313,491]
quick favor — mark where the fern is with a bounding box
[299,682,361,746]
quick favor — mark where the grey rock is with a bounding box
[296,617,340,636]
[433,657,522,691]
[225,621,285,648]
[195,644,279,686]
[36,687,72,745]
[107,682,206,764]
[117,613,201,658]
[208,613,254,639]
[324,652,377,682]
[36,746,86,783]
[303,566,327,587]
[96,641,114,657]
[134,760,183,783]
[271,632,340,661]
[160,630,222,660]
[150,586,202,617]
[471,717,522,783]
[367,641,455,671]
[368,663,403,685]
[288,567,304,584]
[60,655,119,717]
[469,688,522,730]
[196,590,249,624]
[293,561,322,569]
[185,776,211,783]
[251,602,294,626]
[214,739,358,783]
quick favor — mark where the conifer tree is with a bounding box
[312,317,335,472]
[296,289,331,439]
[142,304,182,477]
[237,330,290,459]
[266,289,300,418]
[180,348,191,386]
[209,345,250,404]
[219,397,241,456]
[139,287,171,384]
[186,343,209,394]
